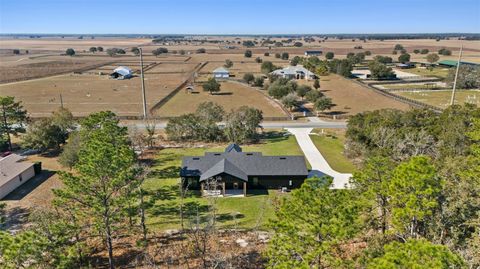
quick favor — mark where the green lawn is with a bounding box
[396,90,480,108]
[401,67,450,78]
[142,132,303,231]
[309,133,357,173]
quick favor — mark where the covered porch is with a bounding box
[200,174,247,197]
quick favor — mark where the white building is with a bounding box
[110,66,133,80]
[0,154,36,199]
[212,67,230,79]
[270,65,316,80]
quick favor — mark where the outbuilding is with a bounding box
[438,60,479,68]
[212,67,230,79]
[110,66,133,80]
[304,50,323,56]
[0,154,37,199]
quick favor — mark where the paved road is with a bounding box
[286,128,352,189]
[123,120,348,130]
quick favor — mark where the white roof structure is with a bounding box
[113,66,133,76]
[212,67,229,74]
[271,65,315,77]
[0,154,34,188]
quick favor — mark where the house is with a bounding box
[180,144,308,196]
[304,50,323,56]
[0,154,39,199]
[396,62,415,69]
[438,60,479,68]
[212,67,230,79]
[270,65,316,80]
[110,66,133,79]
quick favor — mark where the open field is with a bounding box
[396,67,451,78]
[0,72,190,117]
[155,81,286,118]
[142,132,305,231]
[307,74,411,116]
[395,89,480,108]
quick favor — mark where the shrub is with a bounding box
[325,52,334,60]
[281,52,289,60]
[65,48,75,56]
[243,73,255,84]
[244,50,252,58]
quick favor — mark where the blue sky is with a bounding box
[0,0,479,34]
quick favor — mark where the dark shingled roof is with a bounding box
[180,148,308,181]
[225,143,242,153]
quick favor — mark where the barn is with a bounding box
[180,144,308,196]
[212,67,230,79]
[110,66,133,80]
[0,154,37,199]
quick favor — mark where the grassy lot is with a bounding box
[309,130,356,173]
[142,132,303,231]
[155,80,286,118]
[316,74,410,116]
[400,67,450,78]
[382,83,446,90]
[395,89,480,108]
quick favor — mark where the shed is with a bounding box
[110,66,133,79]
[0,154,37,199]
[438,60,479,68]
[212,67,230,79]
[304,50,323,56]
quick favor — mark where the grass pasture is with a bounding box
[395,89,480,108]
[142,132,304,231]
[155,81,286,118]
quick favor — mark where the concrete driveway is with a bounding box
[286,128,352,189]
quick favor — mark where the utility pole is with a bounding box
[139,47,147,119]
[450,45,463,106]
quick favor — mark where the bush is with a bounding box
[293,42,303,47]
[394,44,404,50]
[224,59,233,68]
[253,76,264,87]
[281,52,289,60]
[305,90,322,103]
[275,53,281,58]
[262,61,278,74]
[65,48,75,56]
[420,49,429,54]
[325,52,334,60]
[369,61,395,79]
[243,73,255,84]
[255,57,262,63]
[264,52,270,56]
[398,53,411,63]
[202,78,221,94]
[413,49,420,54]
[439,48,452,56]
[281,93,299,111]
[196,48,206,53]
[392,50,398,55]
[244,50,252,58]
[365,51,372,56]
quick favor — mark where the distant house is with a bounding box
[212,67,230,79]
[304,50,323,56]
[110,66,133,79]
[180,144,308,197]
[270,65,316,80]
[0,154,38,199]
[438,60,479,68]
[396,62,415,69]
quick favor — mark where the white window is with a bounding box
[289,180,292,186]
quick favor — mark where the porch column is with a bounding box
[222,182,226,196]
[243,182,247,197]
[200,182,204,195]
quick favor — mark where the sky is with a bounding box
[0,0,479,34]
